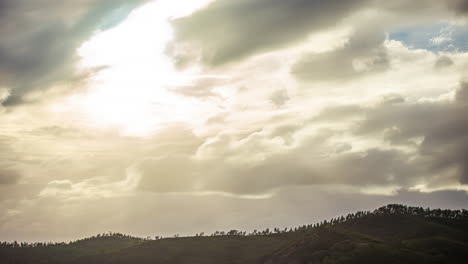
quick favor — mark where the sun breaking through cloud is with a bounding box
[1,0,468,242]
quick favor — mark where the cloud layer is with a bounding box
[1,0,468,241]
[170,0,370,66]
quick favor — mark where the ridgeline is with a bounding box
[1,204,468,264]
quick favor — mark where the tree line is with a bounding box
[2,204,467,248]
[0,232,144,248]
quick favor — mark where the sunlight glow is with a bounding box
[69,0,216,136]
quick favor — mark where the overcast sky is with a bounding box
[1,0,468,242]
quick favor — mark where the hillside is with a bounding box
[1,204,468,264]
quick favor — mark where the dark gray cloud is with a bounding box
[168,0,465,68]
[350,82,468,185]
[201,147,420,195]
[0,0,148,106]
[447,0,468,14]
[292,25,390,82]
[170,0,371,66]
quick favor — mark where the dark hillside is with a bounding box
[1,204,467,264]
[0,233,145,264]
[264,214,468,264]
[73,235,290,264]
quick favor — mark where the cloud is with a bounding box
[169,77,225,99]
[292,25,390,82]
[0,0,148,106]
[39,167,142,200]
[0,137,22,186]
[168,0,466,68]
[1,0,468,242]
[349,82,468,186]
[182,80,468,196]
[133,122,421,196]
[269,89,290,107]
[138,155,197,193]
[198,141,421,195]
[435,56,454,68]
[0,168,21,185]
[447,0,468,15]
[135,125,205,193]
[133,60,468,196]
[456,81,468,103]
[169,0,370,66]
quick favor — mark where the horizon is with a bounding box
[1,0,468,243]
[2,203,467,244]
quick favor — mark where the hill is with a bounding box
[1,204,468,264]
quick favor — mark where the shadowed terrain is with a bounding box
[2,204,468,264]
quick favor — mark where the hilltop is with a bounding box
[1,204,468,264]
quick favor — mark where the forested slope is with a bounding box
[2,204,467,264]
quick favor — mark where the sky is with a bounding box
[1,0,468,242]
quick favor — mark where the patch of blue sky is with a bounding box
[389,23,468,53]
